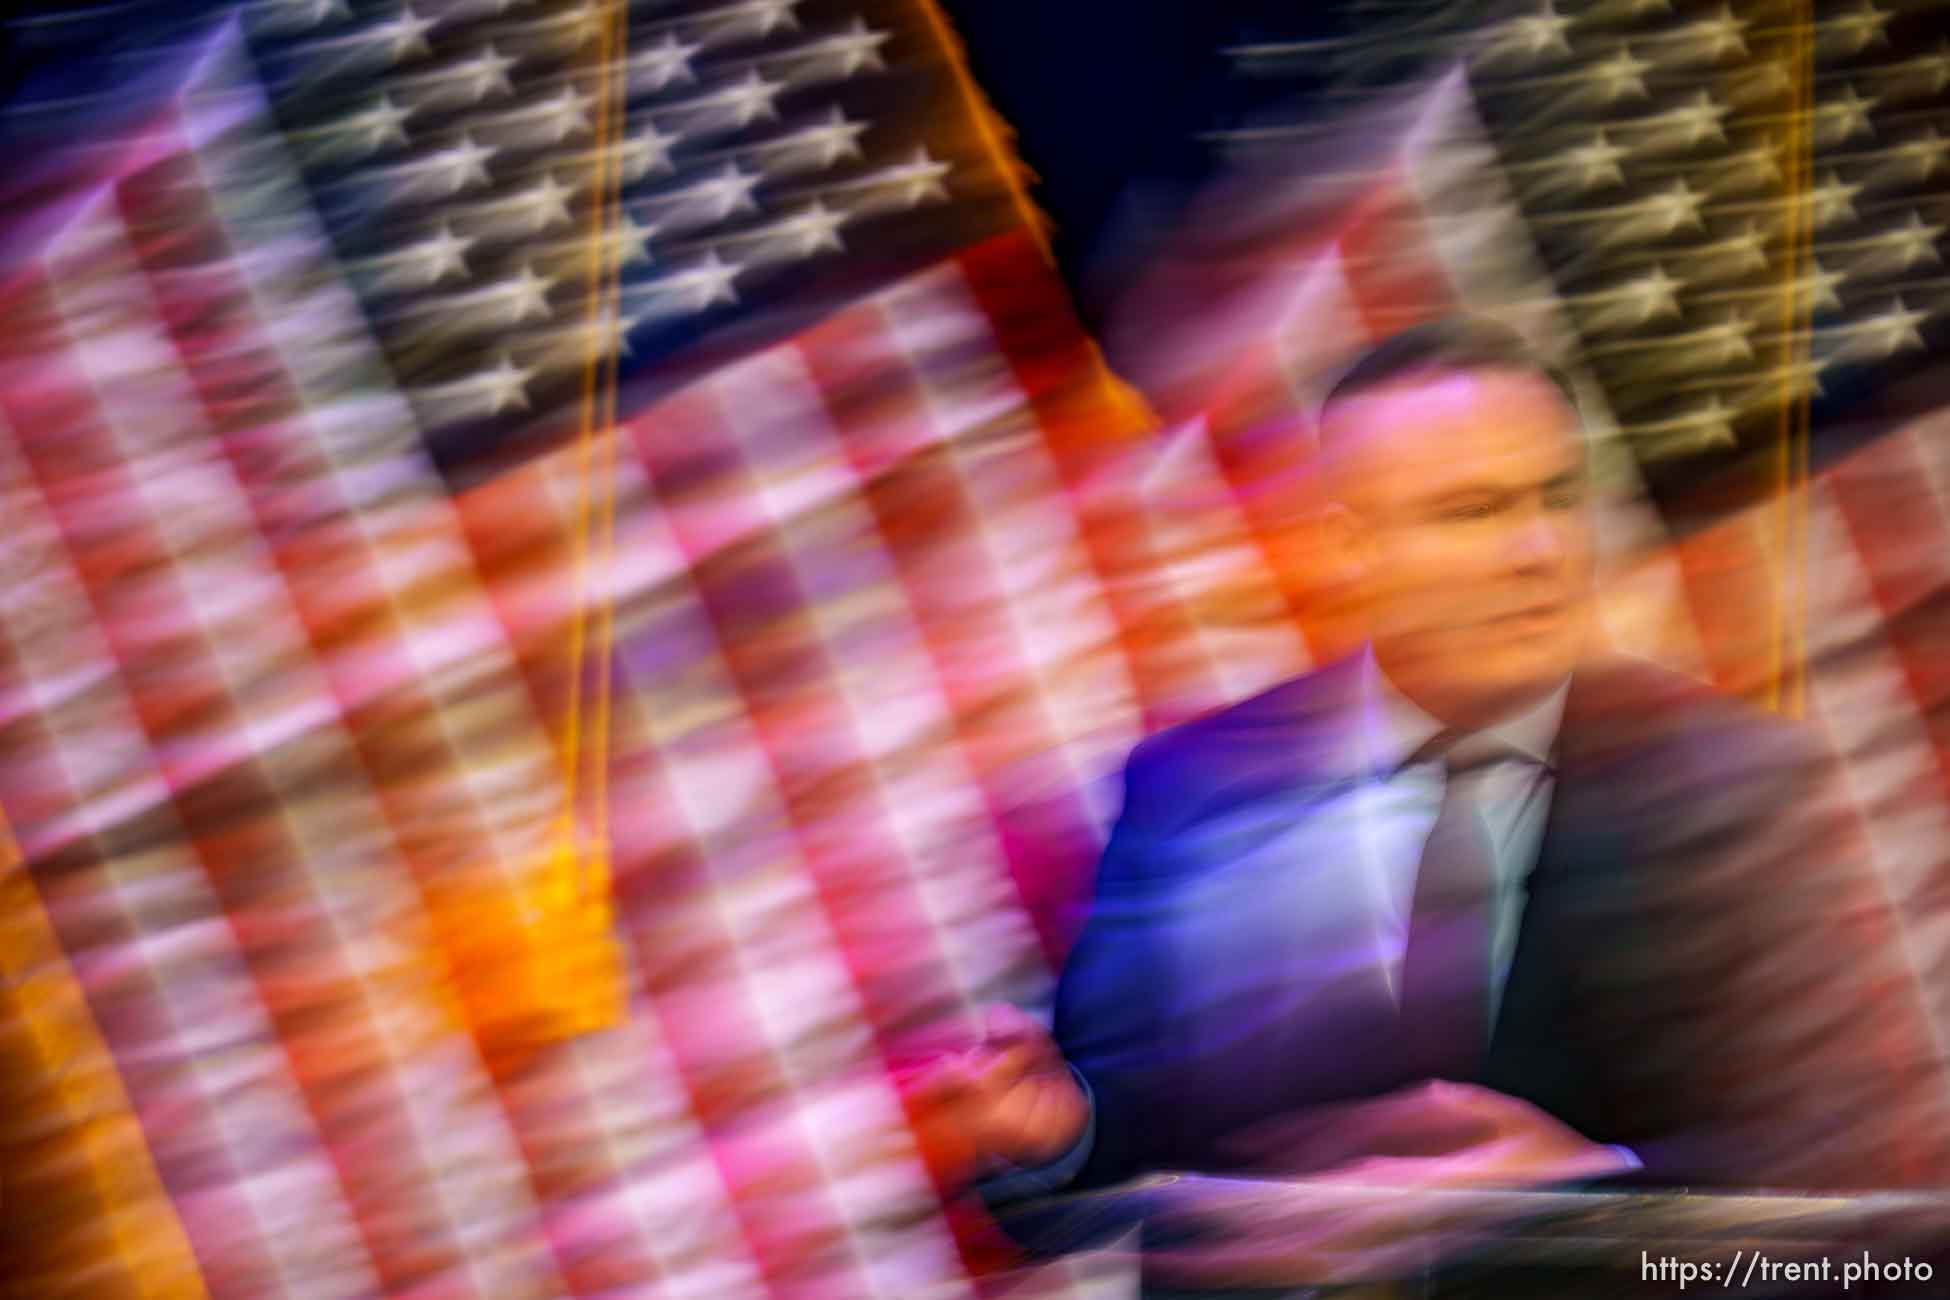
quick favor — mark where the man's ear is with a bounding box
[1316,502,1369,585]
[1258,498,1371,662]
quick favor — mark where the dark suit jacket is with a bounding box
[1054,653,1950,1191]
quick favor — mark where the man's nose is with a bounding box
[1507,509,1566,571]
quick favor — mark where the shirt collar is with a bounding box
[1359,646,1567,774]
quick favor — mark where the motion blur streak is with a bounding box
[2,0,1949,1297]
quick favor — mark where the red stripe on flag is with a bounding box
[1825,434,1950,811]
[1670,511,1782,700]
[794,293,1109,969]
[625,379,974,1294]
[955,231,1202,738]
[452,456,781,1296]
[0,593,276,1297]
[1331,174,1458,341]
[0,257,386,1299]
[628,377,971,1029]
[108,121,562,1298]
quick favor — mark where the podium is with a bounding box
[993,1174,1950,1297]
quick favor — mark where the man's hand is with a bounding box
[1145,1080,1635,1289]
[1221,1078,1631,1186]
[900,1004,1089,1189]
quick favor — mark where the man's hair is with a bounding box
[1314,316,1582,425]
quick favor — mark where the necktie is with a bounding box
[1397,742,1505,1082]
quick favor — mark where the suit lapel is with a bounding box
[1173,653,1373,826]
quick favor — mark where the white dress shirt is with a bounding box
[1356,651,1564,1023]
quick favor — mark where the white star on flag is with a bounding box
[353,133,497,205]
[1823,298,1931,360]
[708,201,849,265]
[1617,91,1728,151]
[1570,265,1684,334]
[414,351,535,420]
[1816,87,1879,147]
[1803,260,1852,312]
[452,172,578,239]
[1476,2,1574,67]
[506,1,604,54]
[1691,316,1758,366]
[628,33,702,95]
[628,251,744,315]
[766,18,893,85]
[1591,315,1755,365]
[477,84,594,149]
[1732,355,1836,406]
[516,307,649,376]
[1847,128,1950,188]
[619,121,683,180]
[1582,47,1653,101]
[1655,222,1770,283]
[638,164,762,233]
[743,108,869,177]
[1631,395,1737,456]
[654,71,785,134]
[550,125,680,184]
[397,265,557,335]
[1818,213,1945,276]
[1871,43,1950,100]
[1556,131,1629,190]
[1720,59,1793,108]
[1719,175,1864,230]
[1534,179,1703,247]
[677,0,801,50]
[492,264,558,322]
[285,5,438,84]
[395,44,519,110]
[291,94,415,164]
[245,0,354,35]
[532,215,658,278]
[819,149,952,215]
[354,224,475,292]
[373,7,438,61]
[1817,2,1892,58]
[1705,144,1781,195]
[1691,260,1850,313]
[1809,173,1866,229]
[1648,5,1748,63]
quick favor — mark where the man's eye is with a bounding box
[1544,486,1585,510]
[1440,502,1497,522]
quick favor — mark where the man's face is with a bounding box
[1322,366,1596,725]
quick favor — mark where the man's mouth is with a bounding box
[1488,601,1568,630]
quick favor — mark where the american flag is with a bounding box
[234,0,1045,478]
[8,1,1950,1298]
[0,1,1163,1297]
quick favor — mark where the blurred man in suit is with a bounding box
[917,318,1950,1211]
